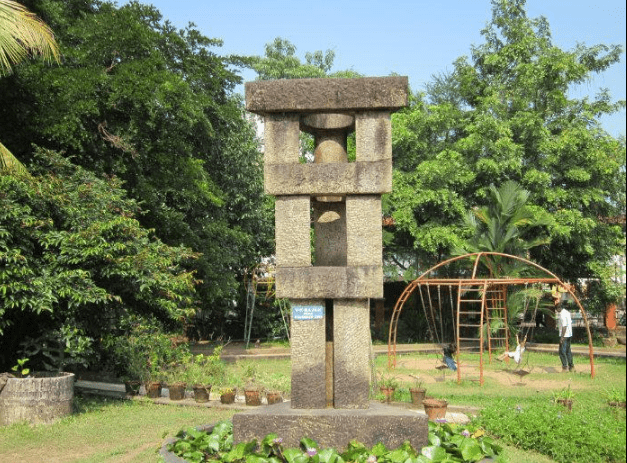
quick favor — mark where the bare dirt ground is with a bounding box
[392,356,593,391]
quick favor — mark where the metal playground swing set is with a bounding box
[387,252,596,385]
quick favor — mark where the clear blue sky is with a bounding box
[126,0,625,137]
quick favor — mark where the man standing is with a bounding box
[556,302,574,372]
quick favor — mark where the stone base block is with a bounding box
[232,401,428,452]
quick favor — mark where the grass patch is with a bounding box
[0,396,239,463]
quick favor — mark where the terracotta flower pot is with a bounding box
[220,391,235,404]
[422,398,448,420]
[145,381,162,399]
[380,387,395,403]
[192,385,211,403]
[168,382,187,401]
[244,389,262,406]
[266,391,283,405]
[410,388,426,407]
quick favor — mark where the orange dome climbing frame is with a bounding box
[387,252,595,383]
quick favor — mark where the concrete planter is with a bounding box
[0,372,74,425]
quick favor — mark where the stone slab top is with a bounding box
[245,76,409,114]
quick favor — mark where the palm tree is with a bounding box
[455,180,552,276]
[455,180,554,340]
[0,0,60,174]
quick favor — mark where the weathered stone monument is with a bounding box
[234,77,428,450]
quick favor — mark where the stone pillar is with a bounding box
[247,77,406,410]
[237,76,427,452]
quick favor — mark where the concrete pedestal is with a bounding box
[232,401,428,451]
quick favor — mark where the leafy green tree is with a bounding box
[0,148,199,370]
[387,0,625,305]
[248,37,360,81]
[0,0,273,336]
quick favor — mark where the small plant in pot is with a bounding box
[266,390,283,405]
[378,372,398,403]
[553,384,575,411]
[184,355,214,403]
[243,378,263,406]
[219,386,236,404]
[605,387,626,408]
[409,375,426,408]
[241,362,263,406]
[164,365,188,401]
[422,397,448,420]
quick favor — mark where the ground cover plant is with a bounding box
[168,419,506,463]
[476,396,626,463]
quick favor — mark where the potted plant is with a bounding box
[266,390,283,405]
[144,362,165,399]
[553,385,574,411]
[409,375,426,408]
[184,355,214,403]
[422,397,448,420]
[244,379,263,406]
[164,365,188,401]
[606,387,626,409]
[219,386,236,404]
[378,373,398,403]
[240,362,263,406]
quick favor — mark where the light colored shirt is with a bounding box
[558,309,573,338]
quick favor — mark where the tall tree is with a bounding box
[0,0,273,336]
[248,37,360,81]
[0,148,199,370]
[0,0,59,175]
[387,0,625,303]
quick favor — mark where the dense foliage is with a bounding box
[386,0,625,301]
[0,0,273,341]
[169,420,505,463]
[476,396,626,463]
[0,149,198,370]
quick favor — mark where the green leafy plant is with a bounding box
[19,326,94,374]
[423,420,504,462]
[410,375,424,390]
[378,371,399,389]
[552,384,575,401]
[605,387,626,405]
[477,397,626,463]
[168,419,506,463]
[11,358,30,378]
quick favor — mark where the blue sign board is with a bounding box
[292,304,324,320]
